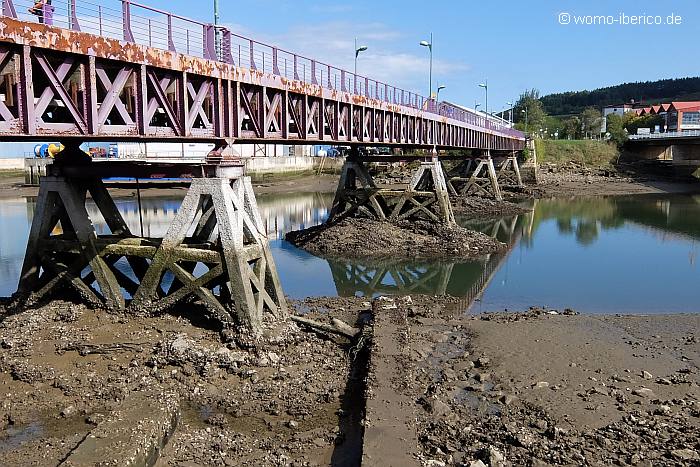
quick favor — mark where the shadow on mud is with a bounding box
[330,314,372,467]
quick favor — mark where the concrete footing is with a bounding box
[362,297,420,467]
[328,157,456,226]
[16,169,286,336]
[61,391,180,467]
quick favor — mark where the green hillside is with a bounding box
[540,77,700,116]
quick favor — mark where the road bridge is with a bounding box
[626,133,700,177]
[1,0,527,335]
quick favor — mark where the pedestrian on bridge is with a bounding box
[28,0,51,24]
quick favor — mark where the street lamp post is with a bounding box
[478,80,488,118]
[478,80,490,152]
[420,34,433,101]
[436,85,446,122]
[521,108,528,137]
[507,101,514,125]
[214,0,221,59]
[354,38,368,94]
[437,85,446,101]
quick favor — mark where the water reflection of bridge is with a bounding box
[328,212,535,303]
[81,192,334,240]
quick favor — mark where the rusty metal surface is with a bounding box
[0,14,524,150]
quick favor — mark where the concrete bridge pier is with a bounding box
[15,157,287,337]
[446,151,504,201]
[327,152,456,226]
[495,152,524,188]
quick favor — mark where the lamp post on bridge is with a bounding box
[522,108,529,137]
[214,0,221,59]
[478,80,488,119]
[478,80,490,152]
[354,38,368,94]
[420,33,433,103]
[437,85,446,102]
[507,101,514,125]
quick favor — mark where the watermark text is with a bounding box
[558,12,682,26]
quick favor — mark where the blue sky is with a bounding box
[134,0,700,113]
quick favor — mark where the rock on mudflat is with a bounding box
[631,388,655,398]
[488,446,505,466]
[671,448,700,461]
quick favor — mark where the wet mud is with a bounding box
[285,218,506,261]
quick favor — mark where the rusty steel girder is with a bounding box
[0,16,524,150]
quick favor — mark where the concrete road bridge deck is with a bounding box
[626,132,700,177]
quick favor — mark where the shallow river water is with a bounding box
[1,191,699,314]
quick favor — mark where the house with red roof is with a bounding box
[665,102,700,132]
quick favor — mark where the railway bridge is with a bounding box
[0,0,526,335]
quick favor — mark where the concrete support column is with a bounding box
[15,174,287,338]
[328,156,456,226]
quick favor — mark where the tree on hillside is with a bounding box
[514,89,546,135]
[539,76,700,115]
[580,107,603,139]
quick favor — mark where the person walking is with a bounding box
[28,0,51,24]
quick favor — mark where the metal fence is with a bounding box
[629,131,700,140]
[1,0,523,139]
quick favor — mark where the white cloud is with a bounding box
[221,19,469,95]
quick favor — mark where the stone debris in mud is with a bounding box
[0,296,698,466]
[0,299,370,466]
[286,218,506,261]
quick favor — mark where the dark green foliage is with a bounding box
[605,114,628,146]
[540,77,700,116]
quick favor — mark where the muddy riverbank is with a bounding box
[536,163,700,198]
[0,173,340,200]
[3,162,699,201]
[0,297,697,466]
[0,298,369,466]
[286,218,506,261]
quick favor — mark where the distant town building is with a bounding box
[602,103,637,132]
[604,101,700,134]
[665,102,700,132]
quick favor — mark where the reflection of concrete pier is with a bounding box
[327,211,533,303]
[83,192,334,241]
[330,262,456,297]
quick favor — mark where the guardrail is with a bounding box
[1,0,523,140]
[629,131,700,140]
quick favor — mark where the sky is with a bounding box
[131,0,700,114]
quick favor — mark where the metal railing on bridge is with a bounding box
[1,0,522,140]
[628,130,700,140]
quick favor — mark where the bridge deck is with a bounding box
[0,0,524,150]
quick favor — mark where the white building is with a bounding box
[602,103,636,132]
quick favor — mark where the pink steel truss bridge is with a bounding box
[0,0,524,150]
